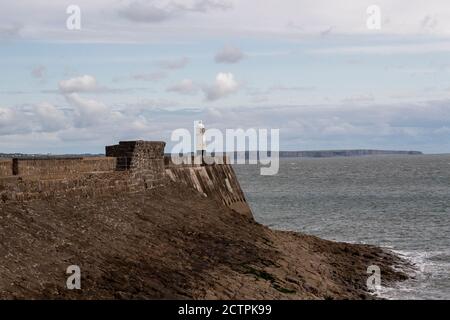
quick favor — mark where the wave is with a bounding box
[375,248,450,300]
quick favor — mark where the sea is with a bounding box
[234,154,450,300]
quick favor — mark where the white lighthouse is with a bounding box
[195,120,206,159]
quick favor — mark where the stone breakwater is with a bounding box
[0,141,252,218]
[0,140,410,299]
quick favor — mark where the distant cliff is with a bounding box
[228,149,423,160]
[278,149,423,158]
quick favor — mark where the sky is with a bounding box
[1,0,450,154]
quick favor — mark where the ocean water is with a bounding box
[233,155,450,300]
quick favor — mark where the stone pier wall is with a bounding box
[163,154,252,217]
[105,141,166,190]
[0,141,253,218]
[0,159,12,177]
[165,160,252,218]
[0,171,132,202]
[13,157,116,178]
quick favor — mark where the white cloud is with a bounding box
[64,93,109,128]
[0,107,15,124]
[215,45,245,64]
[2,97,450,153]
[34,102,67,132]
[3,1,450,42]
[59,75,98,93]
[0,73,161,150]
[167,79,198,95]
[118,0,232,23]
[199,100,450,152]
[203,72,239,101]
[0,107,20,135]
[0,103,68,136]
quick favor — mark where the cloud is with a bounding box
[118,0,232,23]
[0,72,162,150]
[3,96,450,154]
[158,57,190,69]
[0,103,67,136]
[166,79,198,95]
[59,75,98,93]
[64,93,109,128]
[3,1,450,43]
[58,74,130,94]
[34,102,67,132]
[118,1,173,23]
[215,45,245,64]
[198,100,450,152]
[203,72,238,101]
[186,0,233,12]
[0,106,21,135]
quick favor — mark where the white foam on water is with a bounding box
[376,249,450,300]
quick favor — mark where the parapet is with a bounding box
[0,157,117,178]
[0,159,12,177]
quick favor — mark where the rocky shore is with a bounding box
[0,183,409,299]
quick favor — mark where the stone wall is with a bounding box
[164,154,252,217]
[0,171,132,202]
[166,164,252,218]
[12,157,116,178]
[106,141,165,169]
[106,141,166,190]
[1,141,253,218]
[0,159,12,177]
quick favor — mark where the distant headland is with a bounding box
[278,149,423,158]
[228,149,423,160]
